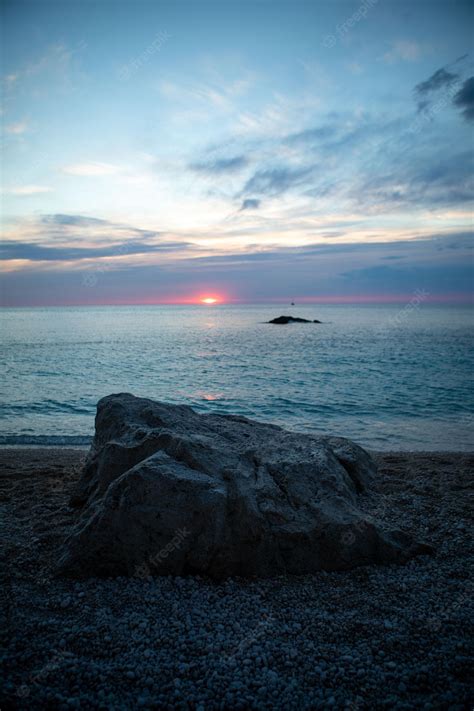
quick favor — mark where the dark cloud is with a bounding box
[41,214,109,226]
[414,66,459,112]
[415,68,459,96]
[189,155,247,174]
[27,214,165,245]
[0,240,191,262]
[453,76,474,122]
[2,232,471,306]
[241,166,314,197]
[433,232,474,250]
[239,198,260,211]
[340,263,473,294]
[164,231,473,269]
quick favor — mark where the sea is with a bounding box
[1,304,473,451]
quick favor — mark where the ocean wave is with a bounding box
[0,434,92,447]
[0,400,93,417]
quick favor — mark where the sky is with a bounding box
[1,0,473,306]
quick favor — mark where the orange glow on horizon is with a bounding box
[200,296,219,304]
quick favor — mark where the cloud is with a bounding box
[240,165,314,197]
[415,67,459,96]
[35,213,167,243]
[5,120,28,135]
[158,74,254,118]
[283,116,397,162]
[0,240,193,262]
[408,152,474,206]
[0,214,201,268]
[208,99,468,216]
[189,155,248,174]
[239,198,260,211]
[347,62,364,75]
[41,214,108,226]
[4,42,87,96]
[285,125,337,146]
[358,150,474,209]
[414,65,460,112]
[2,231,471,306]
[383,40,422,64]
[340,263,473,294]
[453,76,474,122]
[3,212,160,246]
[7,185,52,195]
[62,162,121,176]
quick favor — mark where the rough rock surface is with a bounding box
[58,394,430,579]
[268,315,321,324]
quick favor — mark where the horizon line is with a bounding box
[1,294,473,308]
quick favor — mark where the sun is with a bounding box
[201,297,218,304]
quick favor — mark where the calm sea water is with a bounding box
[1,304,473,451]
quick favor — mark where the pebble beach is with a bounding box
[1,448,473,710]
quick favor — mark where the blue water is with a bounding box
[1,304,473,450]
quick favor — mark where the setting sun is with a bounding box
[201,297,218,304]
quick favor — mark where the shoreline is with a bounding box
[1,444,473,454]
[2,448,472,709]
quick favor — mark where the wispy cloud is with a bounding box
[5,120,28,134]
[347,62,364,75]
[189,155,248,174]
[1,213,195,256]
[356,150,474,209]
[285,124,338,147]
[41,214,108,227]
[0,240,191,262]
[240,166,314,198]
[34,213,167,245]
[3,73,18,85]
[6,185,53,196]
[383,40,422,63]
[158,74,254,115]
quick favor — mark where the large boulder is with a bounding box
[58,394,430,579]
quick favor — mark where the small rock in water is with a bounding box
[268,315,321,324]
